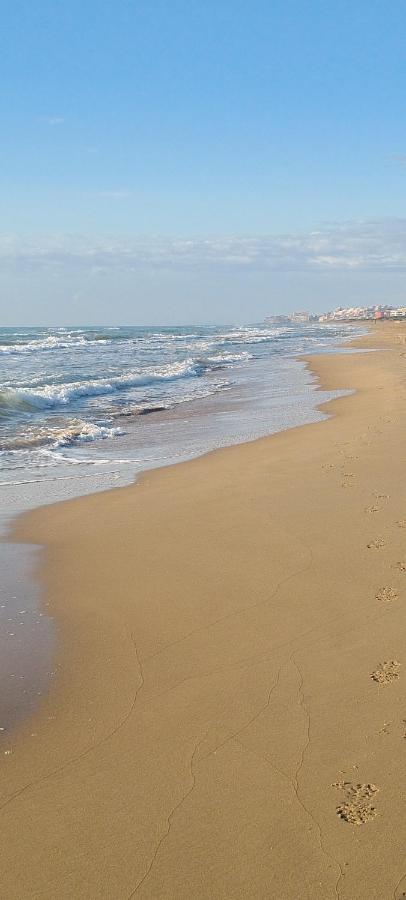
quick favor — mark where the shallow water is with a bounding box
[0,543,55,739]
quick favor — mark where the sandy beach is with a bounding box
[2,322,406,899]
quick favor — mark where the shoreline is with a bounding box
[0,323,362,527]
[2,322,406,899]
[0,329,359,735]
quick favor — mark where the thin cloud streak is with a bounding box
[1,219,406,274]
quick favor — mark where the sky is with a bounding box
[1,0,406,324]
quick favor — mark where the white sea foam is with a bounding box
[0,360,203,412]
[0,332,114,354]
[206,350,253,363]
[51,422,123,447]
[0,420,124,452]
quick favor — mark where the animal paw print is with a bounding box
[394,561,406,572]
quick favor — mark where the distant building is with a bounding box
[319,305,392,322]
[264,304,406,327]
[264,311,313,325]
[389,307,406,318]
[264,315,291,325]
[290,311,310,323]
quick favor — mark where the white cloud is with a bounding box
[1,219,406,274]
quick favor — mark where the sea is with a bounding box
[0,321,364,734]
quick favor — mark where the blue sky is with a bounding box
[1,0,406,323]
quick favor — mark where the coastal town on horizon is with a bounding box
[265,303,406,325]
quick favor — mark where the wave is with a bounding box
[0,360,205,414]
[205,350,253,363]
[0,327,208,354]
[0,325,279,356]
[0,334,110,354]
[52,422,124,447]
[0,419,124,451]
[0,445,139,472]
[0,378,231,455]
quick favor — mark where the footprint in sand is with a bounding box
[371,660,400,684]
[341,473,357,488]
[333,781,379,825]
[378,722,392,735]
[394,561,406,572]
[376,587,399,603]
[396,520,406,529]
[367,538,385,549]
[365,505,380,514]
[322,463,335,470]
[373,492,390,501]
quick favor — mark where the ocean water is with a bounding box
[0,320,363,735]
[0,321,363,523]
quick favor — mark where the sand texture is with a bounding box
[2,322,406,899]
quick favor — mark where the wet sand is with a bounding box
[2,322,406,899]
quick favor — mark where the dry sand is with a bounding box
[1,322,406,899]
